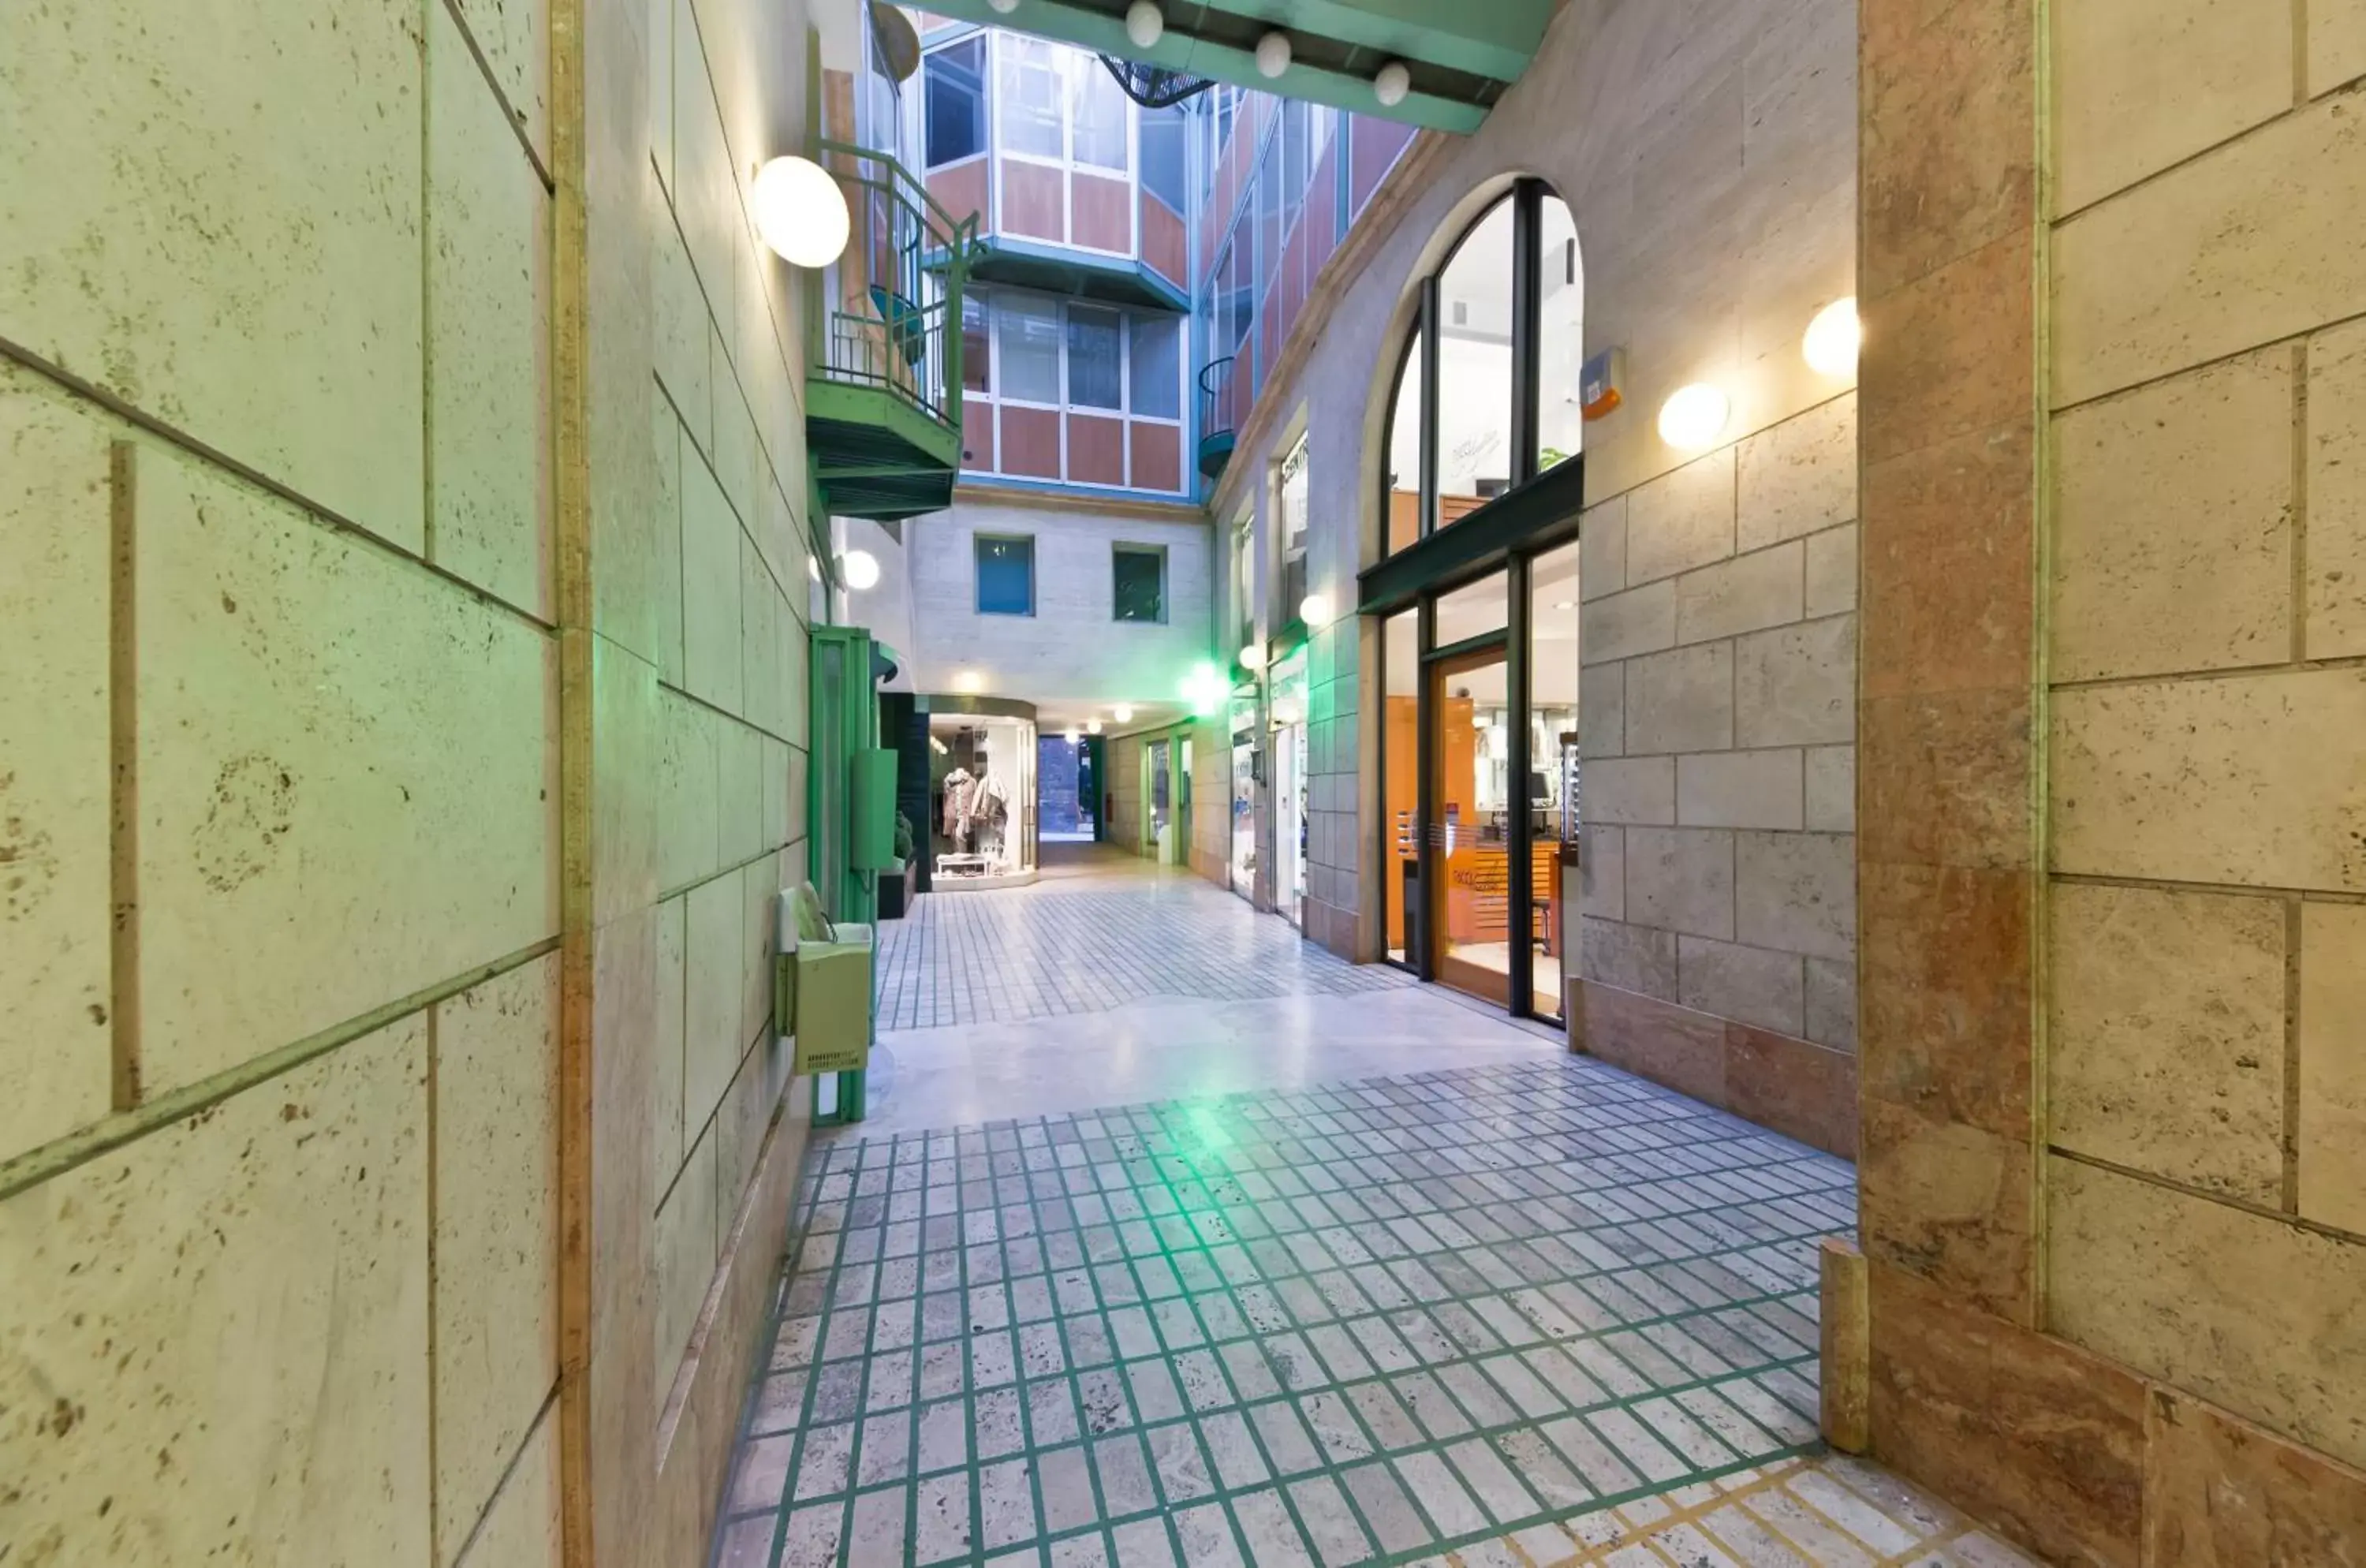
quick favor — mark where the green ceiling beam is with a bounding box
[1185,0,1550,83]
[918,0,1488,133]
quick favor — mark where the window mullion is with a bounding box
[1510,179,1543,491]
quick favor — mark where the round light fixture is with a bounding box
[1125,0,1163,48]
[1803,296,1861,377]
[1239,643,1267,672]
[749,156,849,269]
[1255,31,1293,78]
[1087,718,1104,735]
[1299,592,1331,625]
[953,670,984,694]
[841,548,880,591]
[1553,599,1577,610]
[1656,383,1730,451]
[1064,726,1080,745]
[988,0,1018,12]
[1113,704,1136,725]
[1374,61,1411,107]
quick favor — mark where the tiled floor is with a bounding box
[715,1058,1860,1566]
[875,852,1415,1032]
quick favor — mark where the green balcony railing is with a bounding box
[814,139,981,430]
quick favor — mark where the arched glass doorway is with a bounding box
[1368,177,1584,1025]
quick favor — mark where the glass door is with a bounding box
[1429,644,1514,1006]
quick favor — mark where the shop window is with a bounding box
[1129,315,1180,420]
[1538,197,1584,472]
[1383,331,1423,554]
[1437,196,1516,510]
[924,37,986,167]
[1112,545,1166,623]
[1065,305,1123,409]
[976,535,1036,616]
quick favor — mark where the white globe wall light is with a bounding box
[1374,61,1411,107]
[841,549,880,591]
[1125,1,1164,49]
[1657,383,1730,451]
[988,0,1018,13]
[1299,592,1331,625]
[1256,31,1293,79]
[1803,297,1861,377]
[1240,643,1267,671]
[751,156,850,269]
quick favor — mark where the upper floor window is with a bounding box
[1066,307,1124,409]
[1071,61,1129,173]
[1382,182,1584,556]
[1140,106,1187,211]
[962,288,1191,493]
[924,37,985,168]
[1112,545,1166,623]
[976,535,1036,616]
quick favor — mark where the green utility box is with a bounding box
[776,886,875,1078]
[850,747,898,872]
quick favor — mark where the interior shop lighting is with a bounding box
[1113,704,1136,724]
[1374,61,1410,106]
[1803,297,1861,376]
[1125,2,1163,47]
[1656,383,1730,451]
[750,156,849,268]
[953,670,984,693]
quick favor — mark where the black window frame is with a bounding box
[1110,543,1167,625]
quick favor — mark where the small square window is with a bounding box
[976,535,1036,616]
[1113,545,1166,624]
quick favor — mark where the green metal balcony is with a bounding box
[807,140,982,521]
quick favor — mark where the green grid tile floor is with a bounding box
[712,1054,1856,1568]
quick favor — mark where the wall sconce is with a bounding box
[1299,592,1331,625]
[750,156,849,269]
[1656,383,1730,451]
[1239,643,1267,672]
[1803,297,1860,377]
[840,549,880,590]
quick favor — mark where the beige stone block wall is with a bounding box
[1576,396,1860,1055]
[2042,26,2366,1481]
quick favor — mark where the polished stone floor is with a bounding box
[711,849,2035,1566]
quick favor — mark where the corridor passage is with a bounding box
[715,854,2034,1567]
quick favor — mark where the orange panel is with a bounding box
[960,403,996,473]
[1142,196,1187,289]
[1072,172,1132,254]
[1001,405,1061,479]
[1002,160,1063,243]
[1066,413,1125,486]
[1129,422,1181,493]
[926,159,987,229]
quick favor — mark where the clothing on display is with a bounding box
[938,765,1011,866]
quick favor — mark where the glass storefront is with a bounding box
[1229,696,1258,900]
[929,706,1039,889]
[1270,650,1308,928]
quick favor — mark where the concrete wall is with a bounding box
[886,491,1215,714]
[1843,0,2366,1561]
[1202,0,1858,1145]
[0,0,825,1562]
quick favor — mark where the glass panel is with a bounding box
[1433,648,1513,1006]
[961,293,990,394]
[1383,332,1423,554]
[995,294,1061,403]
[1231,513,1254,651]
[1140,105,1187,208]
[1383,610,1418,965]
[1436,197,1516,518]
[1434,569,1507,644]
[1148,740,1171,858]
[1128,315,1180,419]
[1065,305,1122,409]
[1069,54,1129,171]
[924,38,986,167]
[996,35,1063,160]
[1270,651,1308,927]
[1112,546,1164,623]
[1538,195,1584,473]
[975,535,1035,616]
[1528,540,1583,1021]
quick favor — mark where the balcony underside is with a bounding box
[957,237,1189,314]
[807,379,964,522]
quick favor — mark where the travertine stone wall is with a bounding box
[2043,0,2366,1475]
[1575,396,1859,1071]
[1848,0,2366,1561]
[2,1,563,1561]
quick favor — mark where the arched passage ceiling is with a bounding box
[912,0,1554,133]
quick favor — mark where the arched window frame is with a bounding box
[1383,177,1568,556]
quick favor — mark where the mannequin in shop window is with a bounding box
[938,759,1010,873]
